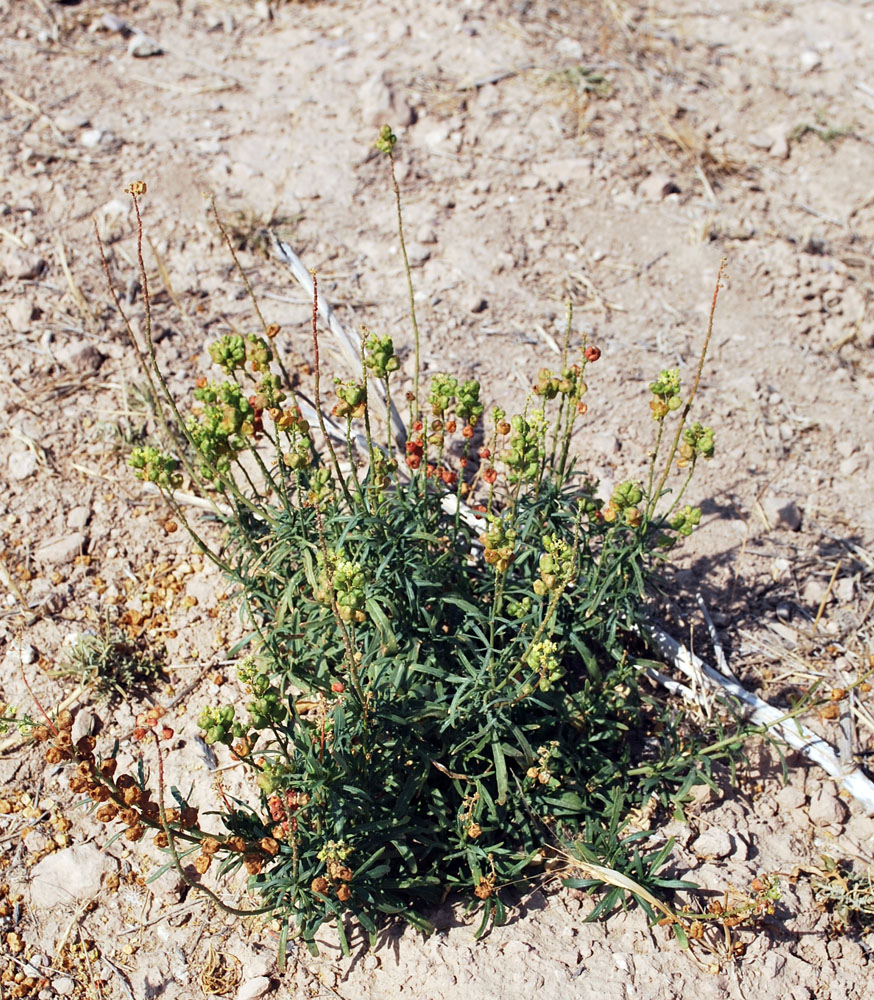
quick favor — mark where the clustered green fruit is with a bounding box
[533,365,585,401]
[198,704,236,746]
[503,412,545,483]
[128,446,182,489]
[649,368,683,420]
[332,557,367,623]
[533,534,575,596]
[678,421,715,467]
[604,480,644,526]
[669,504,702,537]
[364,333,400,380]
[481,516,516,572]
[429,374,459,416]
[333,379,367,420]
[523,640,565,694]
[317,551,367,623]
[251,372,286,411]
[208,333,274,376]
[375,124,397,155]
[187,381,254,479]
[306,466,334,505]
[456,379,484,425]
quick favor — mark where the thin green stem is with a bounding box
[647,258,726,519]
[389,152,420,424]
[309,271,355,509]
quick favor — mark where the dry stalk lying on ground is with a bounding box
[648,626,874,814]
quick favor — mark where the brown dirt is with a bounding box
[1,1,873,998]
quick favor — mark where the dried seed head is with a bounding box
[123,786,143,807]
[336,883,352,902]
[474,879,493,900]
[194,854,212,875]
[99,758,117,778]
[200,837,220,856]
[311,877,329,895]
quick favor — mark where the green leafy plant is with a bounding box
[78,148,737,956]
[55,621,166,701]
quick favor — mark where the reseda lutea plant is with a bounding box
[89,143,728,953]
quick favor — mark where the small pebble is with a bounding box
[35,533,87,567]
[470,297,488,314]
[52,979,75,997]
[80,128,104,148]
[128,35,162,58]
[8,450,38,481]
[237,977,272,1000]
[761,496,801,531]
[691,826,733,859]
[808,784,848,830]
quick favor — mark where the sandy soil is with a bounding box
[2,0,874,998]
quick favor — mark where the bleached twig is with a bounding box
[270,234,407,450]
[646,624,874,815]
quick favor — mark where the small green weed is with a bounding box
[55,622,165,701]
[48,133,744,957]
[544,65,612,98]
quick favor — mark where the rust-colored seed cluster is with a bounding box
[311,861,355,902]
[38,711,285,881]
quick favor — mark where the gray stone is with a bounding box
[556,37,584,61]
[23,830,51,854]
[1,247,45,280]
[775,784,806,812]
[54,112,90,134]
[839,455,861,477]
[8,449,38,481]
[52,979,75,997]
[30,844,116,910]
[359,73,413,128]
[5,640,38,666]
[237,977,272,1000]
[589,433,621,456]
[128,35,162,58]
[802,578,830,608]
[808,784,848,829]
[638,172,681,201]
[80,128,104,149]
[66,505,91,531]
[7,299,34,332]
[691,826,733,859]
[800,49,821,72]
[761,495,801,531]
[55,341,104,374]
[35,532,87,566]
[406,242,431,265]
[71,709,98,744]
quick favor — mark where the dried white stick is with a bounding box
[270,234,407,450]
[646,624,874,815]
